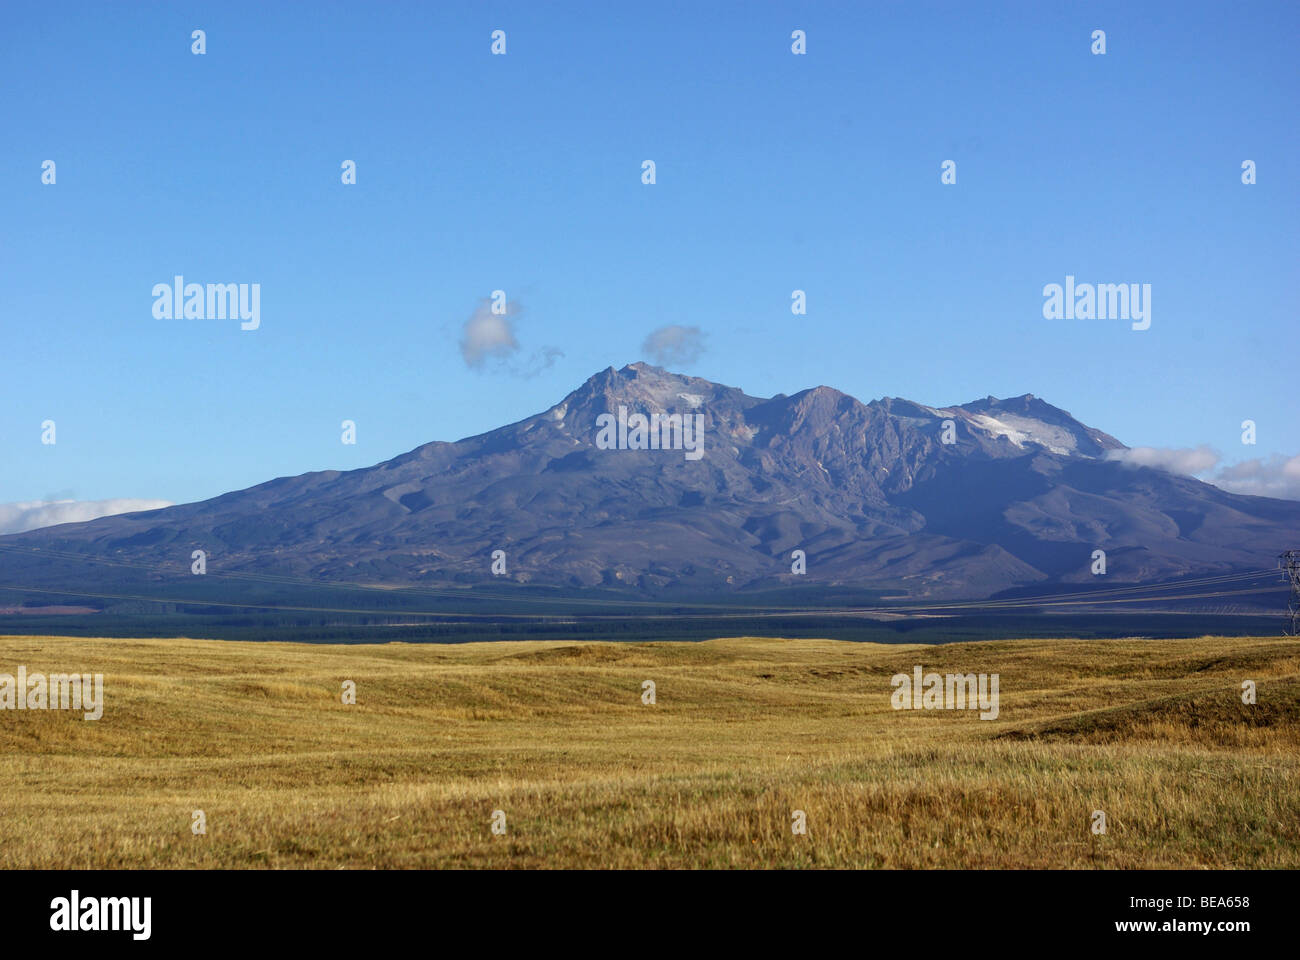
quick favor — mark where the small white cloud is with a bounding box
[458,298,563,376]
[1105,445,1220,475]
[514,345,564,379]
[459,298,521,368]
[1211,454,1300,501]
[642,325,706,367]
[0,498,173,535]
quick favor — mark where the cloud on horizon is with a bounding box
[1105,445,1220,475]
[0,499,173,535]
[1211,453,1300,501]
[1105,445,1300,501]
[641,324,706,367]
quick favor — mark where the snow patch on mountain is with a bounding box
[965,413,1081,456]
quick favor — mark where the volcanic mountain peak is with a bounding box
[542,363,757,431]
[545,364,1119,460]
[541,365,1106,465]
[950,394,1126,459]
[2,364,1293,602]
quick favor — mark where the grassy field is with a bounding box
[0,632,1296,869]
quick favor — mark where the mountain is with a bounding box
[2,363,1296,602]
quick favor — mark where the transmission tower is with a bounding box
[1281,551,1300,636]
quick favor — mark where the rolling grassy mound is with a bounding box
[0,633,1295,868]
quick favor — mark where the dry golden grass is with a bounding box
[0,632,1296,868]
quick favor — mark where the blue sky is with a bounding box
[2,0,1297,514]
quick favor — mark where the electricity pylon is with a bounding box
[1281,551,1300,636]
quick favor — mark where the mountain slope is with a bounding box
[2,363,1295,601]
